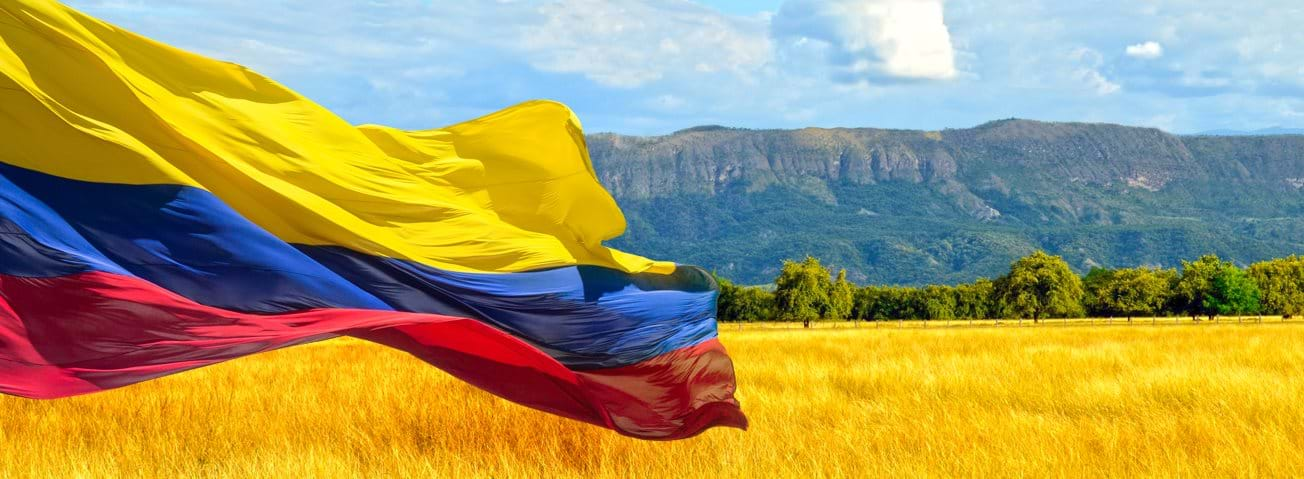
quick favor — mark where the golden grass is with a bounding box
[3,323,1302,478]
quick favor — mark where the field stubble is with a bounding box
[2,322,1302,478]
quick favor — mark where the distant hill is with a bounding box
[1197,127,1304,136]
[587,120,1304,285]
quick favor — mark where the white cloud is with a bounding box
[520,0,770,88]
[773,0,957,82]
[1071,47,1121,96]
[63,0,1304,134]
[1125,41,1164,59]
[1078,69,1122,95]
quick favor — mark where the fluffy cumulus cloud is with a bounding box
[63,0,1304,134]
[772,0,957,82]
[1125,41,1164,59]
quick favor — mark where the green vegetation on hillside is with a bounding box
[612,184,1304,285]
[592,122,1304,285]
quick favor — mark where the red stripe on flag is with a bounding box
[0,272,745,439]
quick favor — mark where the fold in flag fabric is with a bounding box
[0,0,746,439]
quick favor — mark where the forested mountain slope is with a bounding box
[588,121,1304,285]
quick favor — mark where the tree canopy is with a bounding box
[716,251,1301,323]
[1248,256,1304,317]
[1207,265,1261,318]
[716,275,775,322]
[774,256,832,327]
[993,251,1084,322]
[825,269,855,321]
[1083,266,1175,320]
[1174,255,1232,320]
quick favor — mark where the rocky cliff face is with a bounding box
[589,120,1304,210]
[1183,135,1304,186]
[589,126,959,198]
[587,120,1304,285]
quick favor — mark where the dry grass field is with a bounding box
[3,321,1302,478]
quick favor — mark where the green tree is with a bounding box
[740,288,776,322]
[774,256,831,327]
[894,287,926,320]
[854,286,925,321]
[716,275,775,322]
[954,278,994,320]
[993,251,1084,322]
[1082,266,1174,321]
[1248,256,1304,317]
[1173,255,1231,320]
[852,286,888,321]
[1082,267,1117,317]
[921,285,956,320]
[1207,265,1261,319]
[853,286,916,321]
[715,275,742,322]
[825,269,855,320]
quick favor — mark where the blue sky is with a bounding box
[69,0,1304,135]
[698,1,782,15]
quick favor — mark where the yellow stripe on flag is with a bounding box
[0,0,673,275]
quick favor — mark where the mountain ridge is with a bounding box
[587,119,1304,285]
[1197,127,1304,136]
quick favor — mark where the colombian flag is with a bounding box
[0,0,745,439]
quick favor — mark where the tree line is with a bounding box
[717,251,1304,325]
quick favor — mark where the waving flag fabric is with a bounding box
[0,0,745,439]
